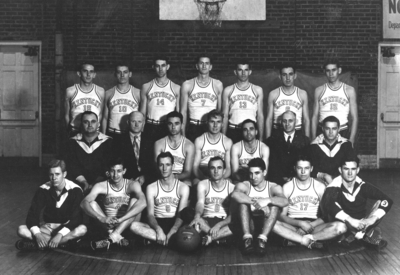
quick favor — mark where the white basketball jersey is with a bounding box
[164,137,187,174]
[200,133,227,167]
[104,179,130,218]
[107,85,139,132]
[318,83,350,130]
[247,181,270,216]
[154,179,181,218]
[70,84,102,129]
[188,78,218,121]
[239,140,262,169]
[147,79,177,121]
[287,178,320,220]
[228,84,258,125]
[273,87,303,130]
[203,179,233,218]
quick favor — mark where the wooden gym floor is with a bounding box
[0,165,399,275]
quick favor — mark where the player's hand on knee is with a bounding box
[34,233,48,249]
[261,206,271,217]
[299,221,314,233]
[210,224,222,239]
[156,228,167,245]
[296,227,307,236]
[48,233,62,249]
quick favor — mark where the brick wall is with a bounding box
[0,0,383,156]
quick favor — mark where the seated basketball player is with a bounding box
[320,156,393,250]
[80,157,146,250]
[231,119,269,183]
[193,109,232,185]
[154,111,194,186]
[230,158,323,255]
[279,155,346,245]
[182,156,235,246]
[16,159,87,251]
[130,152,190,246]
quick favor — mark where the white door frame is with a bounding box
[0,41,42,165]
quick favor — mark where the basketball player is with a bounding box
[16,159,87,250]
[230,158,322,255]
[80,157,146,250]
[130,152,190,246]
[185,157,235,246]
[265,63,310,139]
[180,55,223,142]
[154,111,194,186]
[231,119,270,183]
[101,64,140,141]
[193,110,232,184]
[279,155,346,245]
[140,56,180,144]
[311,59,358,144]
[65,63,105,137]
[221,60,264,143]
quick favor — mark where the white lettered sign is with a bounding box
[384,0,400,38]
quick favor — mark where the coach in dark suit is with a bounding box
[266,111,310,185]
[114,111,154,186]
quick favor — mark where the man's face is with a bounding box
[280,67,296,87]
[295,160,313,182]
[322,121,339,143]
[324,64,341,83]
[115,66,132,84]
[128,112,145,134]
[282,112,296,134]
[82,113,99,134]
[154,60,169,78]
[49,167,66,189]
[167,117,182,136]
[196,57,212,75]
[158,157,173,178]
[209,159,225,181]
[235,64,251,82]
[78,64,96,84]
[242,122,257,142]
[109,164,126,184]
[249,167,266,187]
[339,161,359,183]
[208,115,222,134]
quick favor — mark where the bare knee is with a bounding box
[74,225,87,237]
[17,225,32,239]
[130,221,141,232]
[333,222,347,235]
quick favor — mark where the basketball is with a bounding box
[175,226,201,252]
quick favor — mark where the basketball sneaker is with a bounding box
[15,239,37,251]
[363,227,387,250]
[256,238,267,255]
[90,238,111,251]
[282,239,298,247]
[242,237,254,254]
[118,238,133,250]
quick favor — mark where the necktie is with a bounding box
[286,135,291,149]
[133,136,140,170]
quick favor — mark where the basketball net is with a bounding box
[194,0,226,28]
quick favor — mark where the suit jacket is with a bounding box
[266,130,310,185]
[115,132,155,183]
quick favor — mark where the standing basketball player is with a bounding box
[154,111,194,186]
[140,56,180,144]
[65,63,105,137]
[130,152,190,246]
[311,59,358,144]
[222,60,264,143]
[180,55,223,142]
[265,63,310,139]
[101,64,140,141]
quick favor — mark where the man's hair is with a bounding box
[157,151,174,166]
[207,109,224,121]
[323,58,341,70]
[195,54,212,64]
[166,111,183,123]
[322,115,340,128]
[48,159,67,172]
[115,63,131,72]
[248,158,266,171]
[294,154,313,167]
[108,156,125,169]
[81,111,98,122]
[77,63,94,72]
[281,110,297,120]
[340,154,360,168]
[153,55,169,65]
[208,156,226,169]
[279,63,296,74]
[241,119,258,131]
[235,59,251,69]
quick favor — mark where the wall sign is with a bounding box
[383,0,400,39]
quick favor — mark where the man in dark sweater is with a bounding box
[16,159,87,250]
[309,115,354,185]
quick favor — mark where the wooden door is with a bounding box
[0,44,40,158]
[378,44,400,168]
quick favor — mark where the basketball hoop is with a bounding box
[194,0,227,28]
